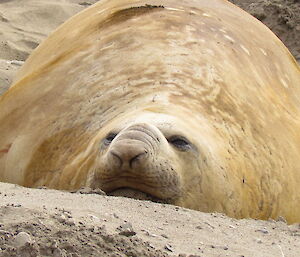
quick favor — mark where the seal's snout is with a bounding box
[109,145,148,169]
[104,123,159,171]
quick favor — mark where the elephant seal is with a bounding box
[0,0,300,223]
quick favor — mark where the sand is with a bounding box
[0,1,299,256]
[0,183,300,257]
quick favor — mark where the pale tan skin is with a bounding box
[0,0,300,223]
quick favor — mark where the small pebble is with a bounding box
[164,243,173,252]
[9,60,24,66]
[56,214,67,223]
[255,229,269,234]
[14,232,32,247]
[73,187,106,195]
[144,231,158,237]
[78,2,93,6]
[256,238,263,244]
[117,222,136,237]
[65,218,75,226]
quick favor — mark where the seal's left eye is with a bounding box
[168,136,191,151]
[103,133,117,146]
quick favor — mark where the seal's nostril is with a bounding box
[109,148,147,169]
[129,152,147,168]
[110,151,123,168]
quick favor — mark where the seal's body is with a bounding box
[0,0,299,223]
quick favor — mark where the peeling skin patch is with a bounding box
[260,48,267,56]
[280,78,289,88]
[202,13,211,17]
[165,7,184,12]
[240,44,250,56]
[284,74,291,82]
[0,144,12,155]
[99,42,115,51]
[97,8,108,15]
[224,34,235,43]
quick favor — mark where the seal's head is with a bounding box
[87,111,211,208]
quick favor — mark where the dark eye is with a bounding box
[168,136,191,151]
[103,133,117,146]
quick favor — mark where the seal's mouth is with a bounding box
[107,187,166,203]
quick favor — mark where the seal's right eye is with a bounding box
[103,133,117,146]
[168,135,192,151]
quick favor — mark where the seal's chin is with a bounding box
[107,187,166,203]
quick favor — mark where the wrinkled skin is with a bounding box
[0,0,299,223]
[87,112,223,211]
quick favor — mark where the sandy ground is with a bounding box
[0,0,299,256]
[1,183,300,257]
[0,0,98,94]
